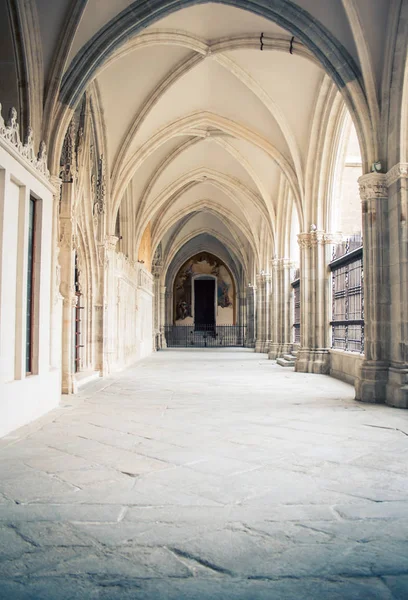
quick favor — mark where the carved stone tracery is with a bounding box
[0,104,50,178]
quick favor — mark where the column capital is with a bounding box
[104,235,119,252]
[271,257,295,270]
[386,162,408,187]
[256,272,272,284]
[297,231,338,248]
[358,172,387,200]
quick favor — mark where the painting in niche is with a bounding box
[174,252,234,325]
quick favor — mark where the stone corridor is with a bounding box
[0,349,408,599]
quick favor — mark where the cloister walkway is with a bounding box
[0,349,407,599]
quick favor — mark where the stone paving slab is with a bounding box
[0,349,407,598]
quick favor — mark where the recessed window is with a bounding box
[26,196,36,374]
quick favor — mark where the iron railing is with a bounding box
[164,325,246,347]
[330,240,364,353]
[291,275,300,344]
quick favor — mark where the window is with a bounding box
[25,197,36,373]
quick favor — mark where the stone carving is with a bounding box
[152,243,163,277]
[297,231,340,249]
[358,173,387,200]
[60,118,77,183]
[271,257,294,271]
[139,267,154,293]
[93,155,106,217]
[386,163,408,187]
[0,104,50,178]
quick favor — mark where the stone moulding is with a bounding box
[385,163,408,187]
[0,104,50,180]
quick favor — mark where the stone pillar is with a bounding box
[269,258,295,360]
[295,231,333,374]
[245,285,256,347]
[255,272,271,353]
[268,259,280,359]
[160,285,167,348]
[59,181,77,394]
[355,173,390,403]
[152,274,160,350]
[165,290,173,325]
[101,235,119,375]
[386,164,408,407]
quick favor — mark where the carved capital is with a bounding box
[105,235,119,253]
[358,173,388,201]
[271,257,295,270]
[297,231,339,249]
[386,162,408,187]
[256,272,272,284]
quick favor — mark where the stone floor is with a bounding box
[0,349,408,599]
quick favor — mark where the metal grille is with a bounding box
[164,325,246,347]
[330,243,364,353]
[74,255,84,372]
[292,278,300,344]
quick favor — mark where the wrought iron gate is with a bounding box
[164,325,246,347]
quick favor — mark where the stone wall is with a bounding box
[329,350,364,387]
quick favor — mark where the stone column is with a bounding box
[165,290,173,325]
[386,164,408,407]
[101,235,119,375]
[152,274,160,350]
[255,272,271,353]
[295,231,333,374]
[245,284,256,347]
[59,181,77,394]
[160,285,167,348]
[355,173,390,403]
[269,258,295,360]
[268,259,280,359]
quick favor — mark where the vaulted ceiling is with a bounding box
[8,0,391,272]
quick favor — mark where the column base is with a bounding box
[61,373,77,395]
[295,348,330,374]
[386,365,408,408]
[268,343,280,360]
[255,340,271,353]
[355,361,388,404]
[268,343,292,360]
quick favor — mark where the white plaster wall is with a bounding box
[0,143,61,438]
[0,179,19,382]
[329,350,364,387]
